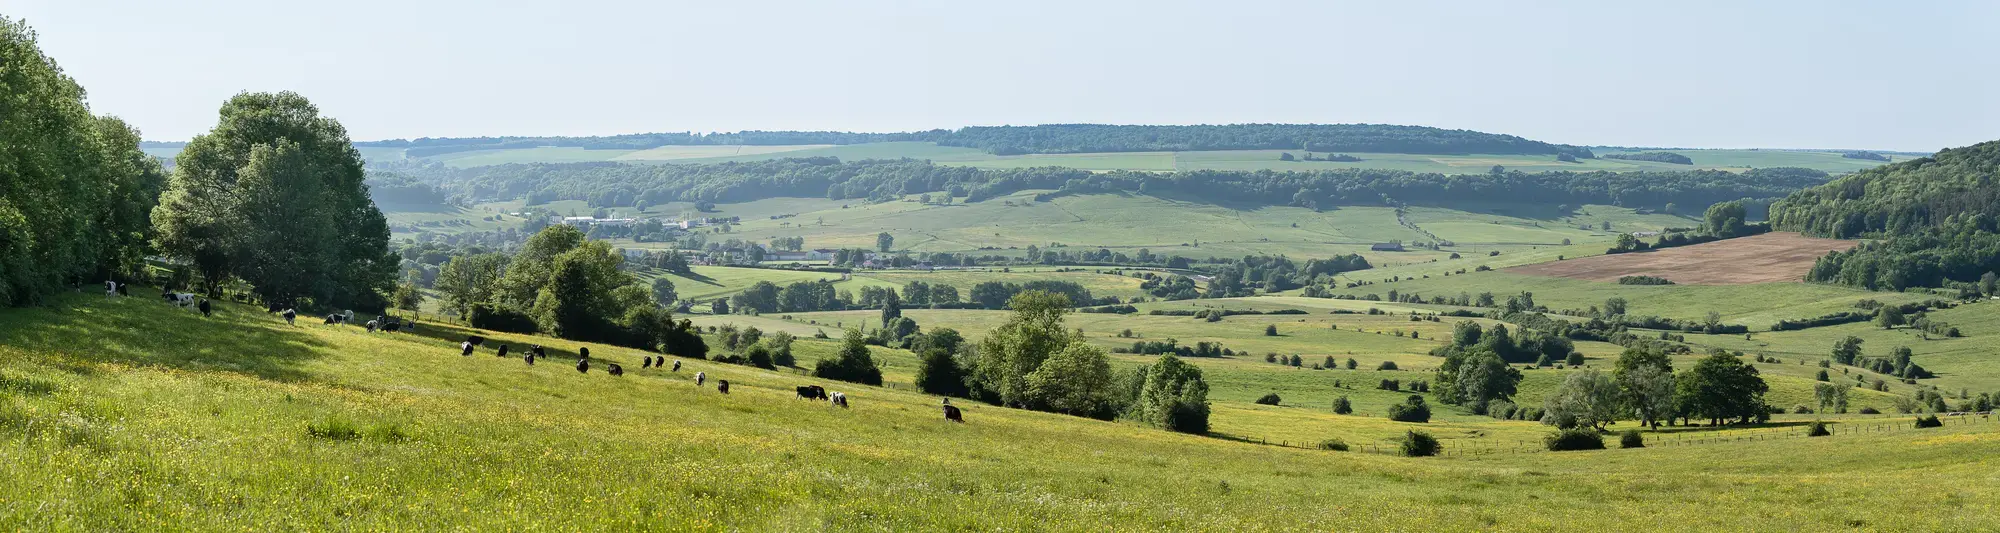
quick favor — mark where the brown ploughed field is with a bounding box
[1508,232,1855,285]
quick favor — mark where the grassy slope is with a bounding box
[4,290,1996,530]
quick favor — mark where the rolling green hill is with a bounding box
[5,286,1996,530]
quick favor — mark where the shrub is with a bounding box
[1376,361,1399,371]
[1254,393,1281,406]
[745,346,775,369]
[1386,395,1431,423]
[1807,421,1832,437]
[1377,379,1401,392]
[1791,405,1813,414]
[1859,406,1881,415]
[467,303,539,334]
[1400,430,1441,457]
[1914,415,1943,428]
[1618,429,1644,448]
[1565,352,1584,366]
[1264,324,1278,336]
[305,417,362,441]
[1317,438,1349,451]
[1544,428,1605,451]
[1331,395,1353,415]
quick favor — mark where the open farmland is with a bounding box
[4,292,1995,529]
[1509,232,1856,285]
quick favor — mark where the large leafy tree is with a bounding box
[972,291,1079,407]
[434,253,508,317]
[528,240,629,339]
[1130,354,1211,434]
[1613,347,1675,427]
[1675,351,1770,425]
[0,18,163,305]
[1541,370,1620,430]
[153,91,393,306]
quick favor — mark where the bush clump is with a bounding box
[1618,429,1644,449]
[1544,428,1605,451]
[1331,395,1353,415]
[1807,421,1832,437]
[305,417,362,441]
[1858,406,1881,414]
[1254,393,1282,406]
[1376,361,1399,371]
[1400,430,1441,457]
[1317,438,1349,451]
[1386,394,1431,423]
[1914,415,1943,428]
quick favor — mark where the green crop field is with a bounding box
[639,265,855,302]
[9,290,1991,529]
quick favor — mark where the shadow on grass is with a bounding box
[381,318,594,363]
[0,288,331,383]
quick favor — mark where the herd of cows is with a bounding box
[445,330,967,422]
[130,282,969,423]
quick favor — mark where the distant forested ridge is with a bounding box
[350,123,1594,158]
[926,124,1596,157]
[1602,152,1693,165]
[1772,140,2000,292]
[357,131,930,158]
[440,157,1826,214]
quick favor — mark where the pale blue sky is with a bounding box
[11,0,1997,151]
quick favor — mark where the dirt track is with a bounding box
[1509,232,1855,285]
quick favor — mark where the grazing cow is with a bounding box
[641,356,653,369]
[672,360,681,372]
[105,281,118,299]
[467,335,486,347]
[460,341,475,357]
[579,347,590,359]
[576,359,590,374]
[524,353,536,365]
[497,345,510,358]
[282,308,297,325]
[717,380,730,394]
[943,405,964,423]
[383,321,401,333]
[198,299,211,317]
[366,319,380,333]
[695,372,706,387]
[797,386,827,400]
[322,314,338,325]
[830,392,848,408]
[608,363,624,377]
[532,346,546,358]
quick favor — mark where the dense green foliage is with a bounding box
[1773,141,2000,290]
[0,19,166,305]
[153,92,395,308]
[813,329,885,386]
[1603,152,1693,165]
[443,158,1827,213]
[1543,428,1606,451]
[358,123,1593,158]
[927,124,1596,157]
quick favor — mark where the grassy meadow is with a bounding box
[4,288,1997,529]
